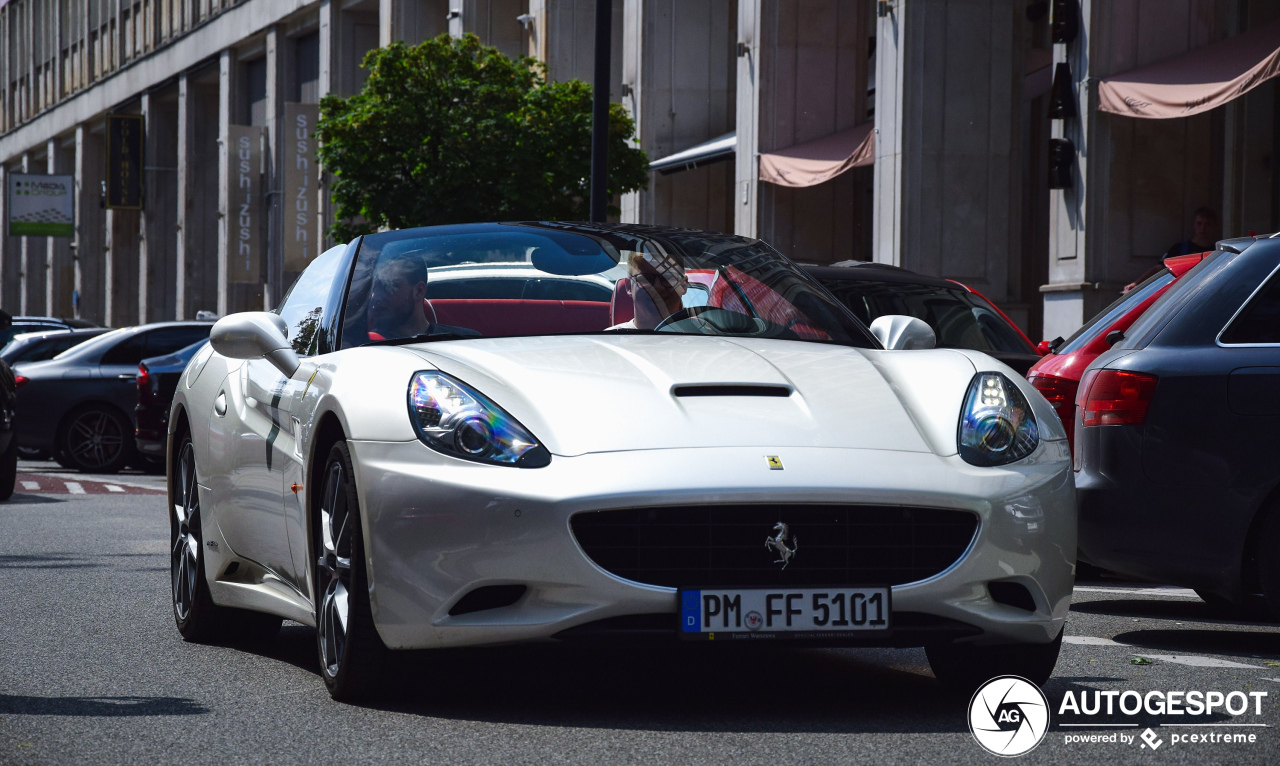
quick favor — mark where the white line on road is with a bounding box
[1073,585,1201,599]
[65,482,85,494]
[104,484,124,492]
[20,481,39,490]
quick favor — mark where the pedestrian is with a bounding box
[1123,207,1220,293]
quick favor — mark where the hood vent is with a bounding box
[671,384,792,398]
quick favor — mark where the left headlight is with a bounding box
[957,372,1039,467]
[408,371,551,468]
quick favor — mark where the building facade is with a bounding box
[1,0,1277,345]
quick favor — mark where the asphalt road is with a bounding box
[2,464,1280,765]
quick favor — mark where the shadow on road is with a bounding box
[0,694,208,717]
[1110,629,1280,660]
[1071,597,1277,626]
[1,493,64,505]
[0,554,102,570]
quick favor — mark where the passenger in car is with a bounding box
[608,248,688,331]
[368,251,480,341]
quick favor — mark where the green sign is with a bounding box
[7,173,75,237]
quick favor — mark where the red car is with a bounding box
[1027,252,1207,451]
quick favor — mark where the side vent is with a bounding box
[672,384,791,398]
[989,581,1037,612]
[448,585,528,616]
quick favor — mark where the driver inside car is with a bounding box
[367,251,480,341]
[609,246,689,331]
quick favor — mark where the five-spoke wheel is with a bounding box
[317,457,353,678]
[172,440,201,623]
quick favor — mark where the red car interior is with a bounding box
[426,299,612,337]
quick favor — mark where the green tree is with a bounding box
[316,34,648,241]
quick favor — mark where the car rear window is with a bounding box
[1220,263,1280,344]
[1056,269,1175,355]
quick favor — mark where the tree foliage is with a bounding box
[316,34,649,241]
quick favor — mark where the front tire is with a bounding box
[926,631,1063,692]
[315,441,388,701]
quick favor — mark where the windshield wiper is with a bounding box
[366,332,480,347]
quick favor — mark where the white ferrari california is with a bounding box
[168,222,1075,700]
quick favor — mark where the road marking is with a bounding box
[1065,636,1123,646]
[1074,585,1201,599]
[104,484,124,492]
[20,481,39,490]
[65,482,85,494]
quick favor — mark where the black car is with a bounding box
[0,313,98,348]
[0,315,18,501]
[803,263,1042,374]
[135,339,209,459]
[1076,235,1280,615]
[1,328,108,365]
[13,322,213,473]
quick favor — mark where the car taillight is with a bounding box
[137,363,151,391]
[1080,370,1158,427]
[1029,374,1078,450]
[14,375,28,389]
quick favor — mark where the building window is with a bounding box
[294,32,320,104]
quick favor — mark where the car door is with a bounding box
[1218,262,1280,492]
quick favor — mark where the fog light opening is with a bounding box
[989,581,1036,612]
[448,584,528,616]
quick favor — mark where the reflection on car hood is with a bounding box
[406,335,978,458]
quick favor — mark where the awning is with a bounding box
[758,122,874,188]
[1099,19,1280,119]
[649,132,736,174]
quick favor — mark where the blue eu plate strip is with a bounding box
[681,590,701,633]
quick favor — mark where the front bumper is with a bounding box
[352,440,1075,650]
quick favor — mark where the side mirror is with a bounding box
[210,312,300,377]
[869,315,936,350]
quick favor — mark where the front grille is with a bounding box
[570,505,978,588]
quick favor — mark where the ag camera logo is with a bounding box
[968,676,1050,757]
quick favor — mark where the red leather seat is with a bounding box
[610,278,635,326]
[426,299,611,337]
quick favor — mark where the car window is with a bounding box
[1122,250,1231,348]
[1220,264,1280,344]
[14,339,60,363]
[146,326,213,357]
[277,244,349,356]
[820,280,1032,354]
[100,333,149,366]
[340,223,877,350]
[1056,270,1175,355]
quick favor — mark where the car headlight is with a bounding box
[408,372,551,467]
[957,372,1039,467]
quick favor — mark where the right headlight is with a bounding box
[957,372,1039,467]
[408,371,551,468]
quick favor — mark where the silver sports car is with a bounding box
[169,222,1075,700]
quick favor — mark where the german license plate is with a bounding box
[679,587,890,640]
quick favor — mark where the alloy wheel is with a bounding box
[171,442,200,622]
[317,459,353,678]
[66,409,125,470]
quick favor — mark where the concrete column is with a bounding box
[734,0,761,237]
[217,50,232,317]
[266,26,283,308]
[176,75,190,320]
[142,87,179,322]
[18,152,30,316]
[46,137,76,318]
[74,124,106,326]
[0,164,10,313]
[873,0,1022,304]
[178,67,221,319]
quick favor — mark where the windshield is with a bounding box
[1056,269,1174,354]
[51,327,132,361]
[339,223,877,349]
[818,279,1034,354]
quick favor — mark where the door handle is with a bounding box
[117,374,137,380]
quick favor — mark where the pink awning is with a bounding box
[1099,19,1280,119]
[758,122,874,188]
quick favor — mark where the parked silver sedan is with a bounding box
[169,222,1075,700]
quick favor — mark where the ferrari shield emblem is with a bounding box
[766,455,784,470]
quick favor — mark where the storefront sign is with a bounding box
[106,114,144,210]
[283,102,320,272]
[6,173,74,237]
[227,125,263,284]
